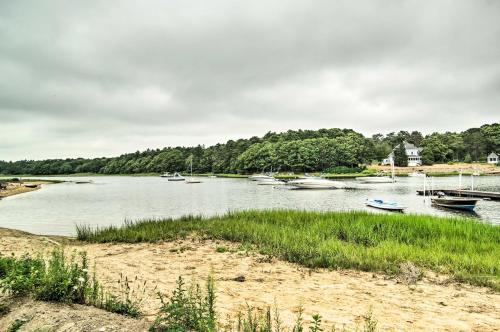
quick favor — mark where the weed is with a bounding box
[6,317,30,332]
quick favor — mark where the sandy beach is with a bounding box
[372,163,500,175]
[0,228,498,331]
[0,180,54,199]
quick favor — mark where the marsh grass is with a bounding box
[77,210,500,290]
[0,249,142,317]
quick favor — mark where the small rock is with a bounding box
[233,275,246,282]
[98,327,106,332]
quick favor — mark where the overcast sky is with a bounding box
[1,0,499,161]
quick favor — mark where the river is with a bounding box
[0,175,499,235]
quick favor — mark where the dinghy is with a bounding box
[365,198,406,212]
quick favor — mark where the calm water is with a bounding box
[1,175,499,236]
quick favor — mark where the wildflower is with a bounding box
[78,277,85,283]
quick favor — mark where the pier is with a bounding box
[416,189,500,201]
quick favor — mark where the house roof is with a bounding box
[488,152,498,158]
[404,142,418,149]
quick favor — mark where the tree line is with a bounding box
[0,123,498,175]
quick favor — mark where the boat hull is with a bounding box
[431,198,478,211]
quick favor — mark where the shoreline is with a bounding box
[1,227,499,331]
[1,162,499,179]
[0,180,54,199]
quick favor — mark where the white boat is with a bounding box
[160,172,174,178]
[167,172,185,181]
[185,156,202,184]
[356,176,394,183]
[287,177,347,189]
[257,178,285,185]
[408,171,425,177]
[248,174,274,181]
[365,198,406,212]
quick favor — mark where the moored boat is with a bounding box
[167,172,185,181]
[431,196,479,211]
[257,178,285,185]
[356,176,394,183]
[248,174,274,181]
[160,172,174,178]
[287,177,347,189]
[365,198,406,212]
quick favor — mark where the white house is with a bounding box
[487,152,498,164]
[382,142,422,167]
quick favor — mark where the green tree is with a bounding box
[393,143,408,167]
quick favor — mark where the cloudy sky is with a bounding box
[1,0,499,161]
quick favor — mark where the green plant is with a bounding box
[216,246,228,253]
[0,303,10,317]
[0,249,142,318]
[6,317,30,332]
[363,310,377,332]
[150,275,217,332]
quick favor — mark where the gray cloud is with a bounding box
[1,0,499,160]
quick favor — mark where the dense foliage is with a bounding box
[1,124,498,175]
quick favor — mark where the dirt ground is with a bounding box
[0,228,498,331]
[372,163,500,174]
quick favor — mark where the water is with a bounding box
[1,175,499,236]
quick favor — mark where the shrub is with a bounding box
[0,249,142,318]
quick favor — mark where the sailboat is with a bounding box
[185,156,202,184]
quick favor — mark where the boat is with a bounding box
[356,176,394,183]
[431,194,479,211]
[408,171,425,177]
[160,172,174,178]
[185,157,202,184]
[365,198,406,212]
[248,174,274,181]
[257,178,285,185]
[167,172,185,181]
[287,177,347,189]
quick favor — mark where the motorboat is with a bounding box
[248,174,274,181]
[160,172,174,178]
[431,193,479,211]
[356,176,394,184]
[167,172,185,181]
[257,178,285,185]
[287,177,347,189]
[365,198,406,212]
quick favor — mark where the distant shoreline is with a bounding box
[1,162,499,179]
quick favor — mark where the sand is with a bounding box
[0,181,53,199]
[0,228,498,331]
[372,162,500,175]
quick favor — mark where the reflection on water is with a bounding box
[0,175,499,236]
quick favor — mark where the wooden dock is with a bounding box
[416,189,500,201]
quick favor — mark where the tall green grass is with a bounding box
[77,210,500,290]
